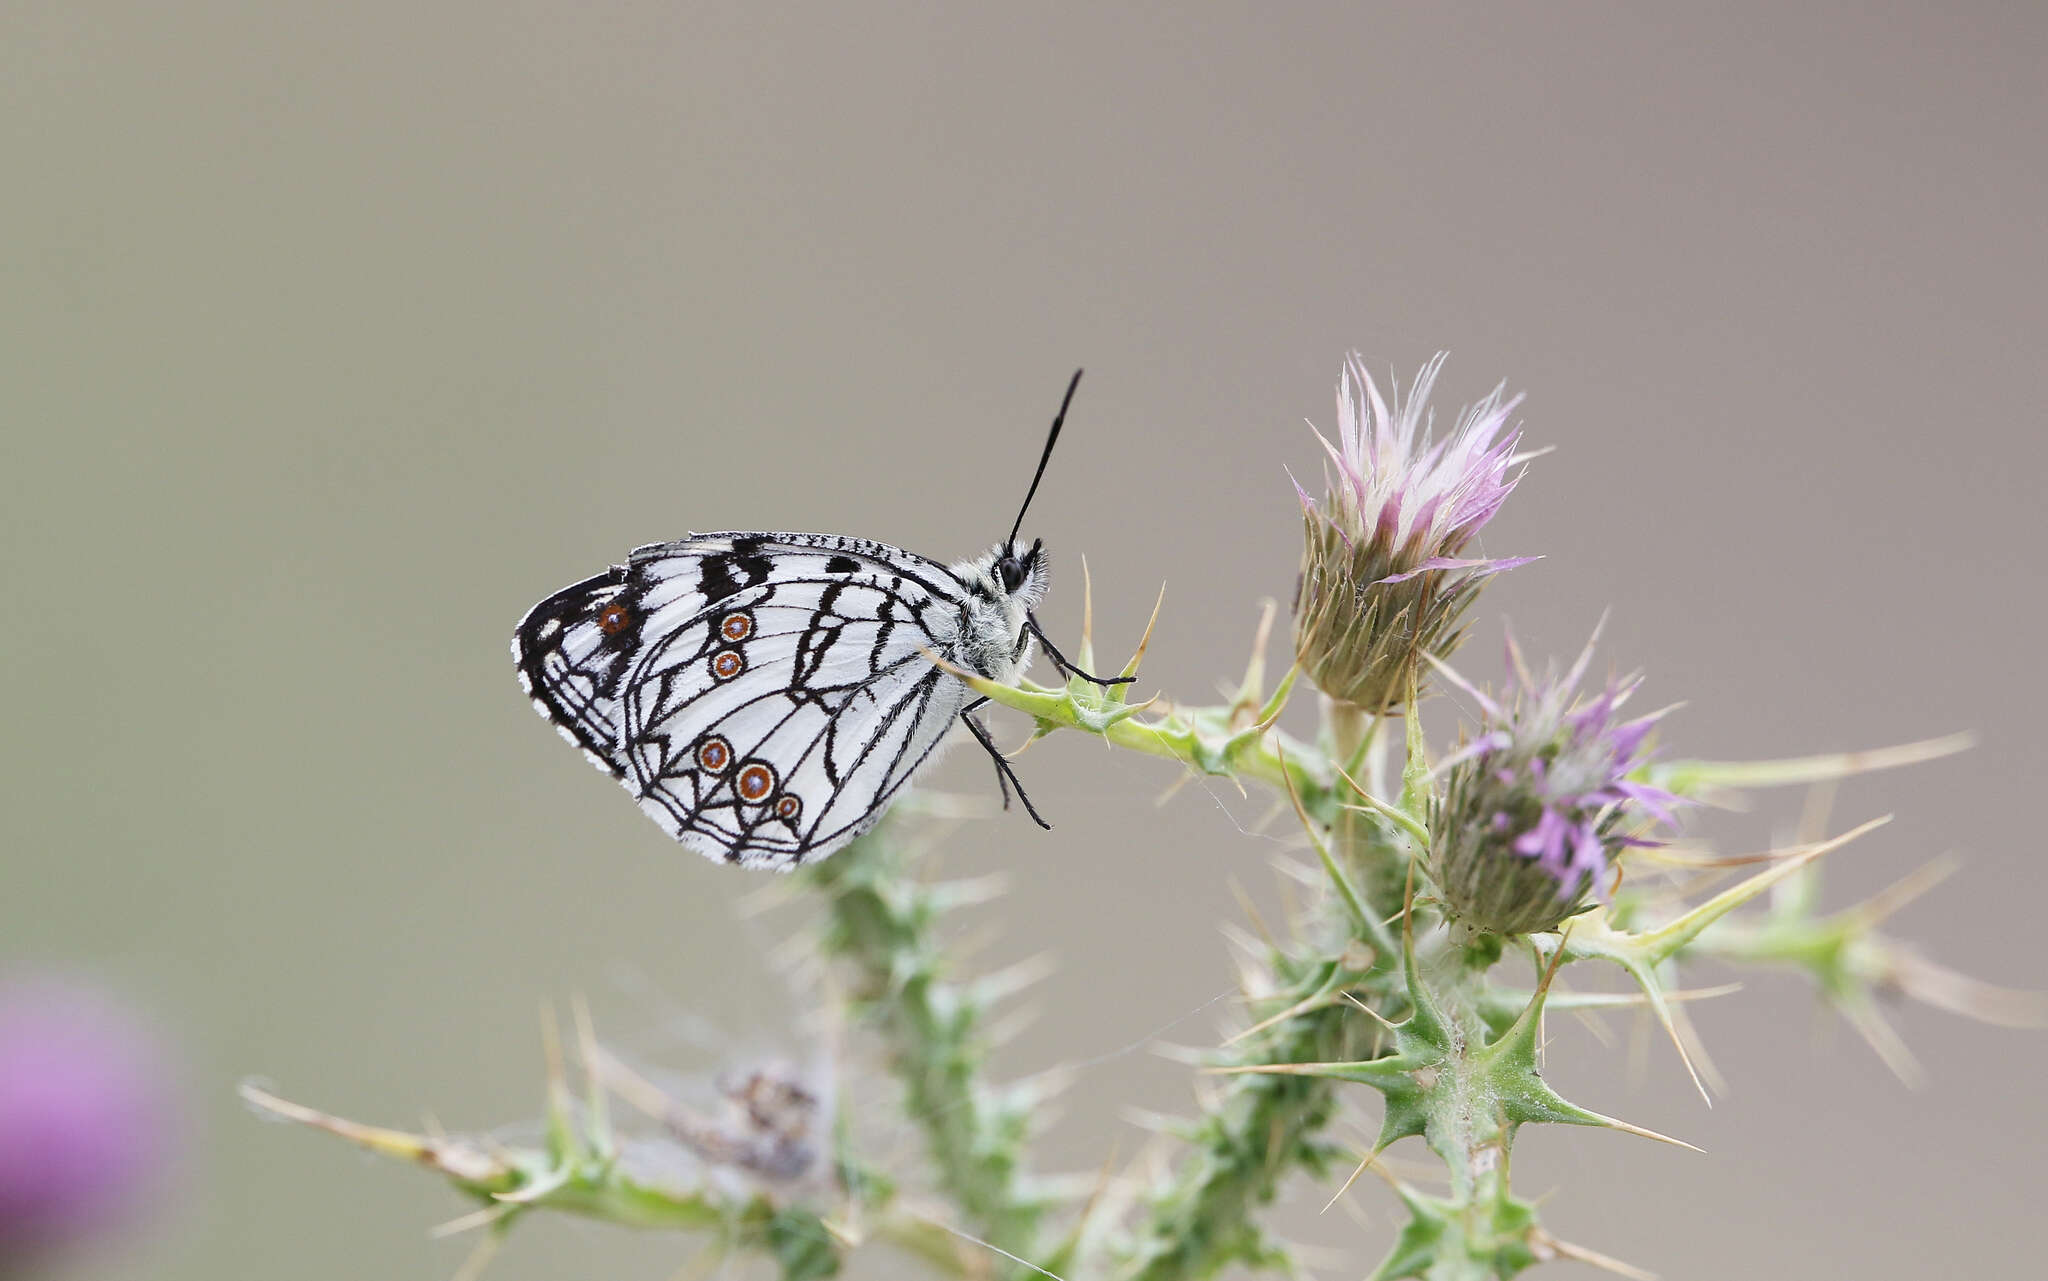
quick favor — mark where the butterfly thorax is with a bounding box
[948,541,1049,683]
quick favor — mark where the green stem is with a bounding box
[1123,970,1362,1281]
[1121,698,1407,1281]
[804,824,1044,1268]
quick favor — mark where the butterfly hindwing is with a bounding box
[512,565,637,779]
[519,532,979,870]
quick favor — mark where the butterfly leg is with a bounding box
[960,699,1052,830]
[1025,614,1137,688]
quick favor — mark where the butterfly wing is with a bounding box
[512,564,635,778]
[516,533,976,869]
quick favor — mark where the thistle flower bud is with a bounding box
[1291,353,1534,713]
[0,977,175,1265]
[1427,633,1679,936]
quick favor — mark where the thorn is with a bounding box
[1837,989,1924,1086]
[1120,581,1168,681]
[539,998,566,1088]
[1154,770,1197,807]
[584,1045,677,1125]
[1505,624,1540,692]
[1422,650,1505,722]
[1148,1040,1216,1067]
[1334,759,1429,844]
[1201,1060,1342,1077]
[1230,600,1278,719]
[819,1216,863,1250]
[430,1204,513,1240]
[1225,985,1337,1047]
[570,993,610,1156]
[972,952,1059,1007]
[730,874,801,919]
[1321,1144,1388,1212]
[1489,924,1573,1065]
[1342,991,1408,1031]
[1534,1230,1658,1281]
[1881,948,2048,1029]
[1850,853,1964,928]
[928,871,1014,912]
[448,1227,505,1281]
[914,1214,1072,1281]
[1120,1106,1194,1135]
[1576,1107,1703,1153]
[1227,877,1280,952]
[1573,1006,1618,1049]
[1662,990,1731,1098]
[1660,732,1973,794]
[1079,554,1096,666]
[1246,663,1301,736]
[1795,778,1839,847]
[1627,956,1712,1107]
[985,1001,1045,1049]
[1276,743,1376,941]
[1635,816,1892,962]
[1636,843,1826,871]
[238,1082,506,1181]
[538,1000,576,1158]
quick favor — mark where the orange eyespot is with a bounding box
[710,649,745,680]
[737,762,775,803]
[597,602,633,635]
[721,612,753,642]
[696,737,732,772]
[775,795,801,821]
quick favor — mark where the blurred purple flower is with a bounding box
[1427,628,1681,936]
[0,977,174,1264]
[1292,353,1535,712]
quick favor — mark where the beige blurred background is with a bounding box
[5,3,2045,1277]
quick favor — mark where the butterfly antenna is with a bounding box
[1008,369,1084,550]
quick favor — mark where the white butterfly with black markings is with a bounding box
[513,371,1127,871]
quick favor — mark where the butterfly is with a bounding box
[513,371,1128,871]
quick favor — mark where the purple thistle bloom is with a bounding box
[0,977,175,1265]
[1292,353,1536,712]
[1426,627,1682,936]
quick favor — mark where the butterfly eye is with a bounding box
[997,555,1027,593]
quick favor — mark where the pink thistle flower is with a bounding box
[0,977,175,1266]
[1426,627,1681,936]
[1292,353,1536,712]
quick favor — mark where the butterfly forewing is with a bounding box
[516,532,976,869]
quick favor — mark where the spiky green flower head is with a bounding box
[1291,353,1535,714]
[1427,631,1680,937]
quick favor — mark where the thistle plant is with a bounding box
[248,353,2042,1281]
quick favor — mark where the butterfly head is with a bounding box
[995,537,1048,602]
[950,539,1050,683]
[968,537,1050,611]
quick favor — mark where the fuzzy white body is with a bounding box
[945,543,1050,682]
